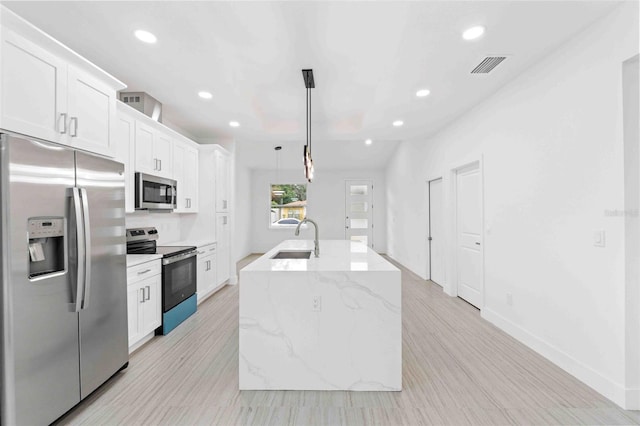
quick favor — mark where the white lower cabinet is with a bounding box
[127,260,161,351]
[196,243,220,304]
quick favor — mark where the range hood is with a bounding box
[119,92,163,122]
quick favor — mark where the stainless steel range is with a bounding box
[126,227,197,334]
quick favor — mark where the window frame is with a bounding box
[268,183,308,230]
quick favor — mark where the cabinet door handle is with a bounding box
[159,159,162,171]
[153,159,158,171]
[59,113,67,134]
[137,269,151,275]
[145,285,151,301]
[223,216,227,225]
[140,288,145,303]
[70,117,78,137]
[209,247,216,252]
[223,200,227,209]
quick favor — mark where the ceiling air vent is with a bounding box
[471,56,507,74]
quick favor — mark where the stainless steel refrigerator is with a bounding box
[0,133,129,425]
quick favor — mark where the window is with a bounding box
[270,184,307,227]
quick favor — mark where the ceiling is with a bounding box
[2,1,619,170]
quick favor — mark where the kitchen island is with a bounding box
[239,240,401,391]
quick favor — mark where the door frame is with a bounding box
[448,156,485,309]
[344,179,374,249]
[426,176,444,285]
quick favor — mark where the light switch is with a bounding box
[593,230,605,247]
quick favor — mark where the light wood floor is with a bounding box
[56,255,640,426]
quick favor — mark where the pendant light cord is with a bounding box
[309,88,312,154]
[307,88,311,154]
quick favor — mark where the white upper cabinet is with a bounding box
[115,104,135,213]
[173,142,185,204]
[173,140,199,213]
[134,120,157,175]
[0,29,66,143]
[155,132,173,178]
[134,120,173,179]
[215,149,230,212]
[184,146,199,211]
[0,16,124,157]
[124,103,200,213]
[66,65,116,156]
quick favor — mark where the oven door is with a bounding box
[162,251,197,312]
[135,172,177,210]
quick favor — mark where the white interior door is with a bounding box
[345,180,373,248]
[429,178,445,286]
[456,163,482,308]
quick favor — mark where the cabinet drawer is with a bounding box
[197,243,216,256]
[127,260,161,284]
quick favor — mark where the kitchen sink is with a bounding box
[271,250,312,259]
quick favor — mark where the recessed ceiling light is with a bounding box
[198,91,213,99]
[229,121,240,128]
[393,120,404,127]
[416,89,431,98]
[134,30,157,44]
[365,139,372,145]
[462,26,485,41]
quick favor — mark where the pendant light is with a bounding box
[302,69,315,182]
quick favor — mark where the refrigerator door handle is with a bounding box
[80,188,92,310]
[71,188,85,313]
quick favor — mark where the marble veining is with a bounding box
[239,240,402,391]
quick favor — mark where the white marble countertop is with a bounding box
[126,254,162,268]
[166,239,216,248]
[242,240,399,272]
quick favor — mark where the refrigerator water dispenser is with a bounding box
[28,217,66,279]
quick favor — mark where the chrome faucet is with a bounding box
[295,218,319,257]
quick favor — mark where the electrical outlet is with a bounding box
[312,296,321,312]
[506,293,513,306]
[593,230,605,247]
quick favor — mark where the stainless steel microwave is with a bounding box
[135,172,177,210]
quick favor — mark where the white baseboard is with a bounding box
[482,308,628,409]
[626,388,640,410]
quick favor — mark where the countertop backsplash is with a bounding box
[125,212,182,244]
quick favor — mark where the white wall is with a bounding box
[385,2,638,409]
[249,168,387,254]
